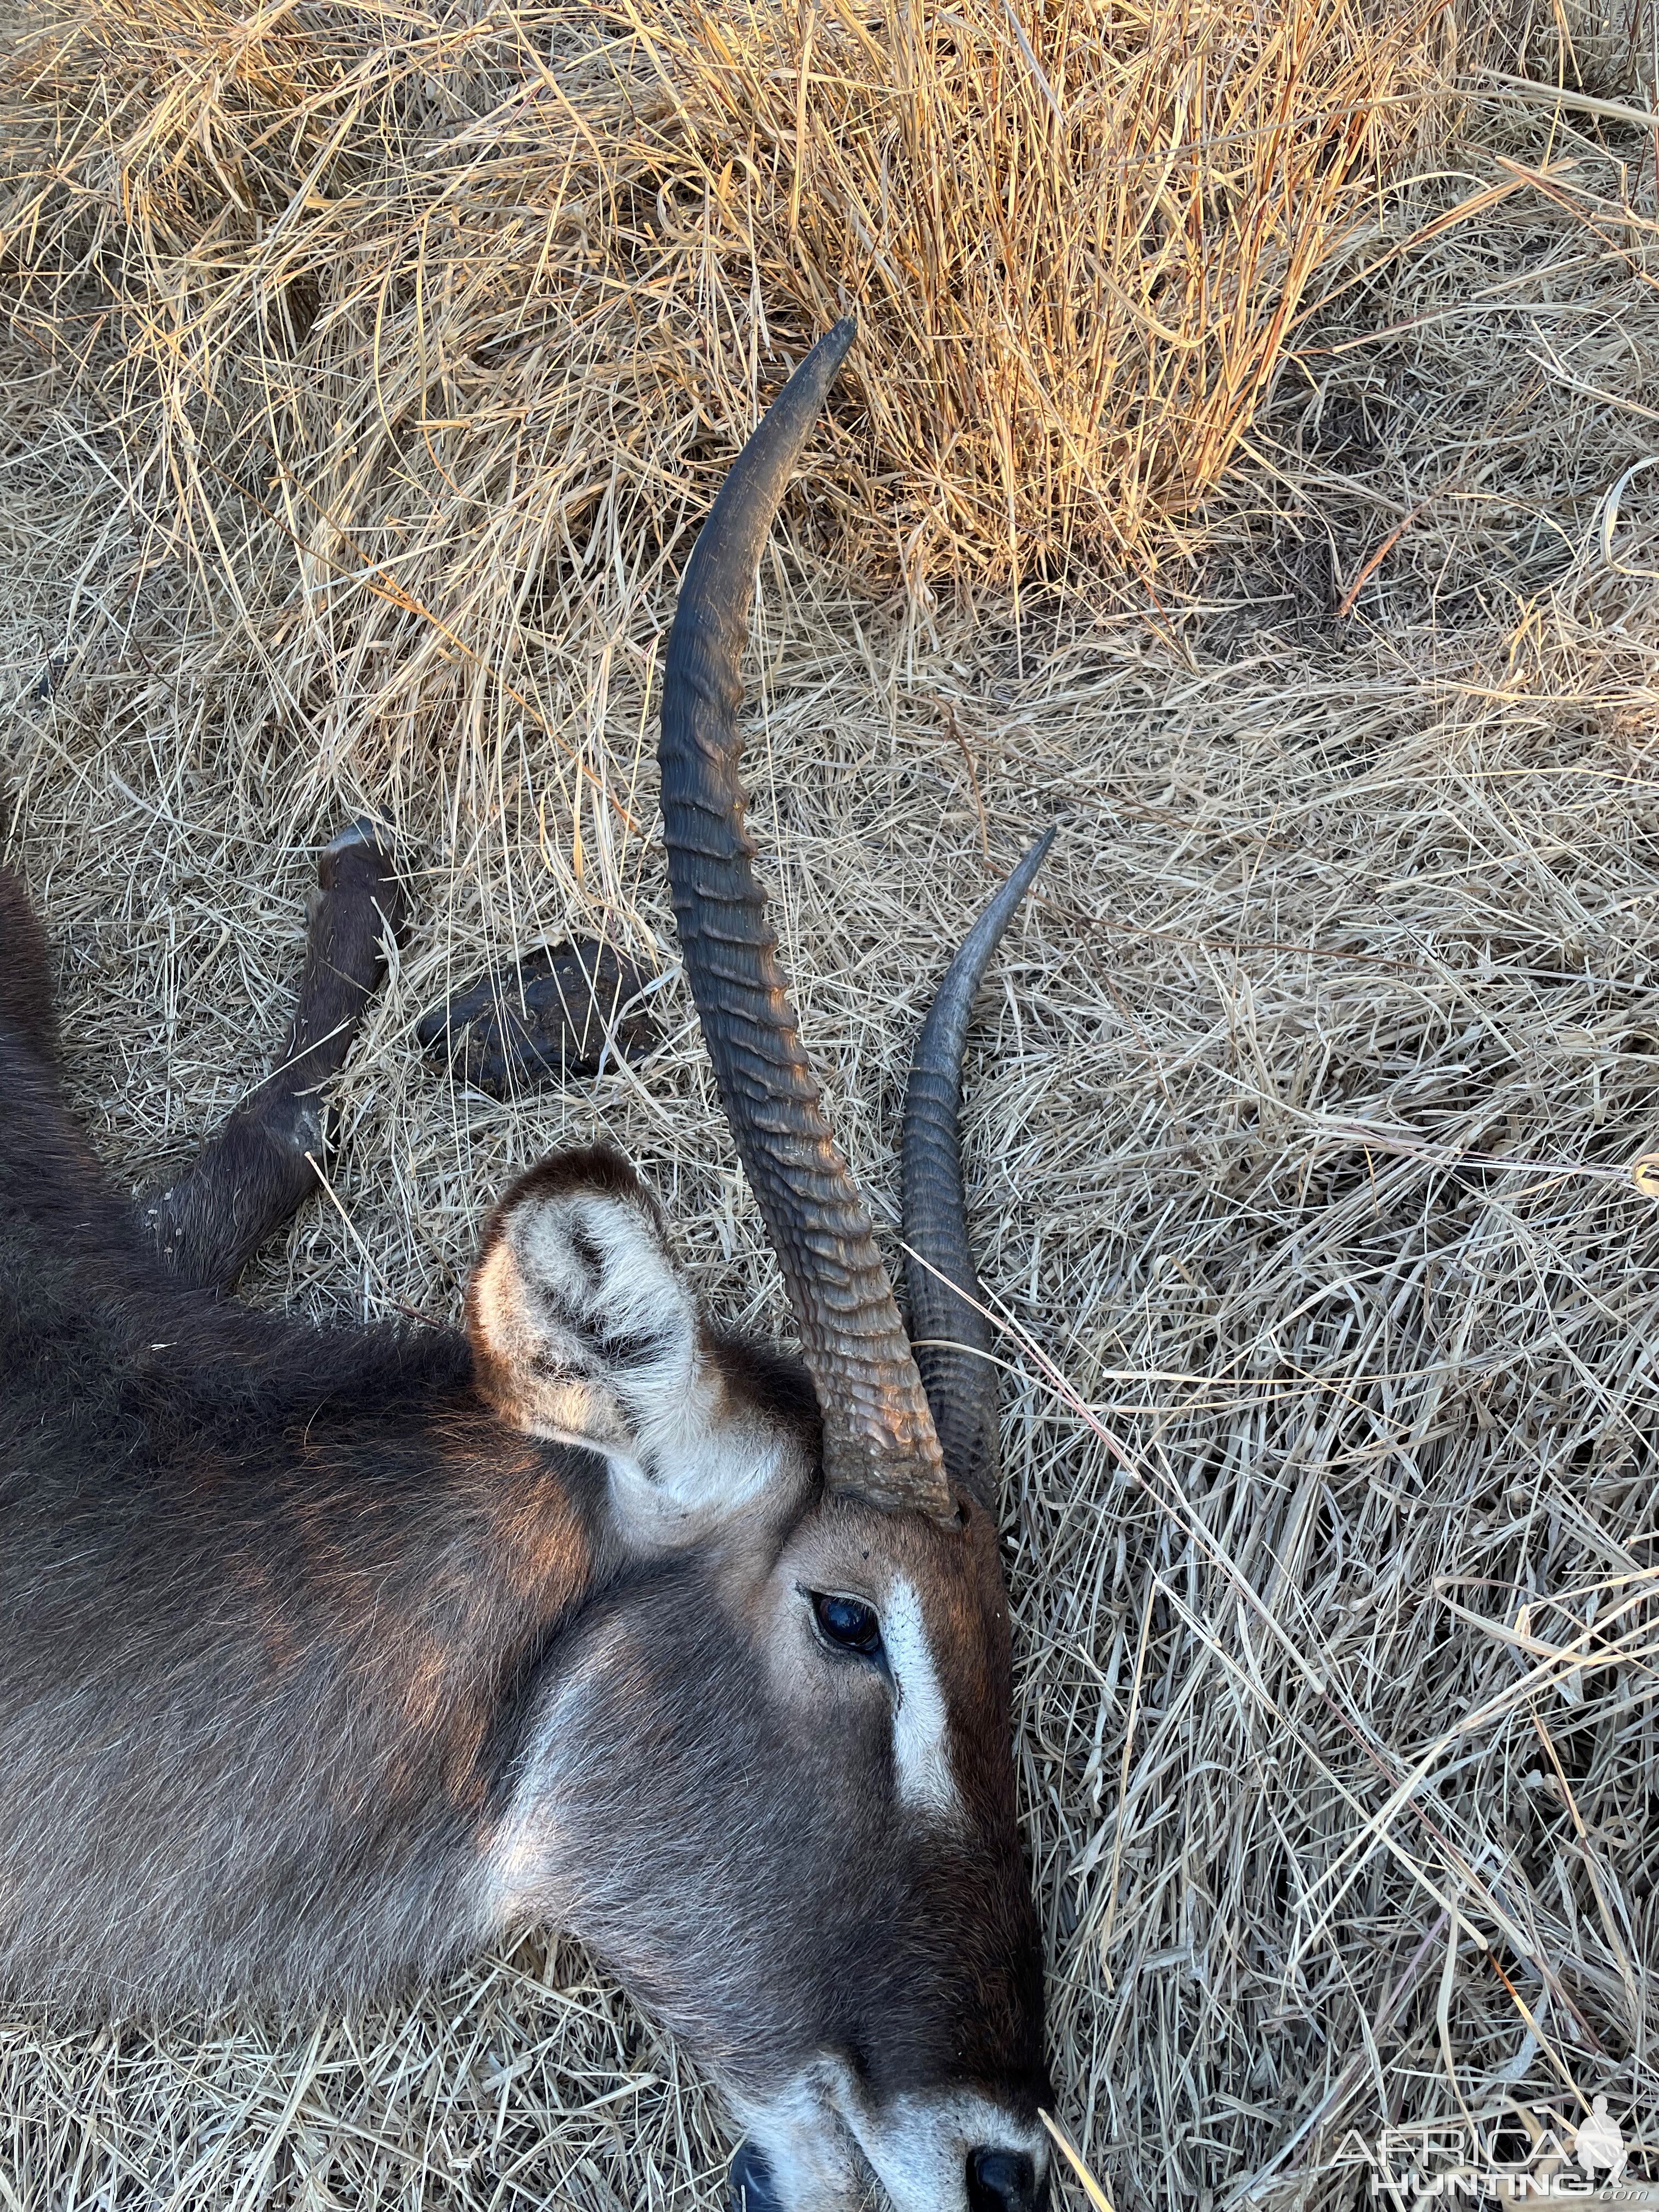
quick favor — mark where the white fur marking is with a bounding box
[728,2073,868,2212]
[837,2081,1050,2212]
[883,1579,960,1822]
[732,2069,1051,2212]
[487,1613,633,1924]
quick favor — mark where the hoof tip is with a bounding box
[323,814,390,859]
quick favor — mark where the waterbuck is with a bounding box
[0,321,1054,2212]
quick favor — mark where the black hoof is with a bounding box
[323,815,387,857]
[417,939,657,1099]
[728,2139,785,2212]
[313,819,407,939]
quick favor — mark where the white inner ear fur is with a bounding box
[882,1579,962,1824]
[471,1181,796,1544]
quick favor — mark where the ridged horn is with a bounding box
[902,829,1055,1506]
[660,320,952,1519]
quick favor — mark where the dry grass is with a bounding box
[0,0,1455,628]
[4,0,1659,2207]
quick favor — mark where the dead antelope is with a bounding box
[0,322,1053,2212]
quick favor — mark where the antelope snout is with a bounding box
[967,2144,1047,2211]
[726,2137,1050,2212]
[725,2101,1052,2211]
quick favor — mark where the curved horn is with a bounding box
[660,320,951,1519]
[901,829,1055,1505]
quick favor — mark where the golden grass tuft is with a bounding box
[2,0,1452,616]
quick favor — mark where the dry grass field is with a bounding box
[4,0,1659,2204]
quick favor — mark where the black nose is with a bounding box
[729,2140,784,2212]
[968,2146,1043,2212]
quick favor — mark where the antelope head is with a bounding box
[479,324,1052,2212]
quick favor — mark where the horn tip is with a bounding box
[1006,822,1058,901]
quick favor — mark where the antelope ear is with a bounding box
[465,1147,806,1541]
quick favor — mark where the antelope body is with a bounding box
[0,325,1052,2212]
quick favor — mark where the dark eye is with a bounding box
[810,1590,884,1660]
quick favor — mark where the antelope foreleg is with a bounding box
[139,821,403,1292]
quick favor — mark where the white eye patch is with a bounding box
[882,1579,961,1823]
